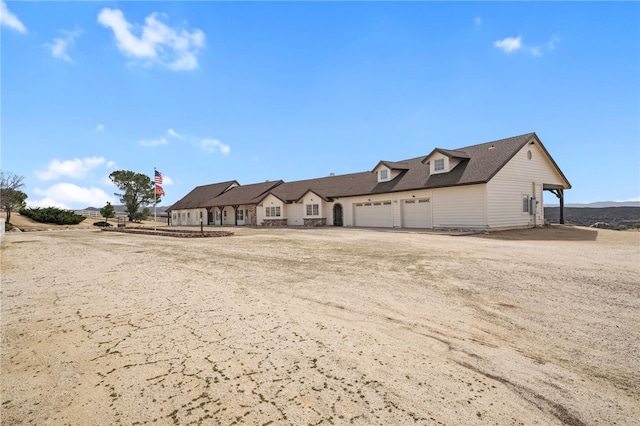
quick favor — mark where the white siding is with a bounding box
[220,207,234,226]
[172,208,207,226]
[432,184,487,229]
[402,198,432,228]
[429,152,448,175]
[487,142,567,229]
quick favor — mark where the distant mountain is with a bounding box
[82,205,169,214]
[546,201,640,208]
[544,206,640,230]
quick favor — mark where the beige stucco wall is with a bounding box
[287,202,304,226]
[258,194,286,225]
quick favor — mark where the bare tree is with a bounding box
[0,171,27,223]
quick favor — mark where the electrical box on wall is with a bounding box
[529,198,538,215]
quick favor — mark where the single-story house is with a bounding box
[167,132,571,230]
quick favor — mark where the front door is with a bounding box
[333,204,343,226]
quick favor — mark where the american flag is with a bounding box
[154,170,163,184]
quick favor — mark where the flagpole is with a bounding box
[154,167,157,230]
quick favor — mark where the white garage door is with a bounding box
[402,198,431,228]
[354,201,392,227]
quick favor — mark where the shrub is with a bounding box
[19,207,87,225]
[93,221,112,227]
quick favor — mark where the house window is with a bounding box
[522,195,530,213]
[237,209,244,220]
[172,213,176,220]
[223,210,227,218]
[434,159,445,171]
[187,212,191,218]
[306,204,319,216]
[266,206,281,217]
[380,169,388,180]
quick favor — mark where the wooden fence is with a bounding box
[74,210,128,218]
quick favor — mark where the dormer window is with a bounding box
[434,159,445,171]
[380,169,388,180]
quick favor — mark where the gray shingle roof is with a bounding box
[429,148,471,159]
[169,132,570,210]
[205,180,284,207]
[269,172,375,202]
[374,160,411,171]
[167,181,237,211]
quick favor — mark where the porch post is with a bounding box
[232,205,239,226]
[218,206,224,226]
[559,189,565,224]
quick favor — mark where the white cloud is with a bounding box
[30,183,114,209]
[474,16,482,27]
[494,36,522,53]
[167,128,183,139]
[200,138,230,155]
[495,34,560,57]
[96,123,105,132]
[36,157,107,181]
[98,8,205,71]
[139,137,168,147]
[1,1,26,33]
[160,175,174,185]
[45,29,82,62]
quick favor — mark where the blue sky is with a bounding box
[2,1,639,209]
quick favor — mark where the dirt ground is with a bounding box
[1,220,639,425]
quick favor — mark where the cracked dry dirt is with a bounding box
[1,226,638,425]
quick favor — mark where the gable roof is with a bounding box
[373,160,411,171]
[206,180,284,207]
[421,132,536,189]
[171,132,570,210]
[167,180,237,211]
[274,132,555,197]
[425,148,471,160]
[269,172,376,202]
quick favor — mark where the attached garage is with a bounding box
[402,198,431,228]
[354,201,392,227]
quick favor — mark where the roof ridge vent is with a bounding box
[489,145,495,150]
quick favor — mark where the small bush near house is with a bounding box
[19,207,86,225]
[5,221,14,231]
[93,221,112,227]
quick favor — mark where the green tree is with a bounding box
[0,171,27,223]
[109,170,160,222]
[141,207,151,220]
[100,202,116,223]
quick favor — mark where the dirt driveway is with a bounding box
[1,226,638,425]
